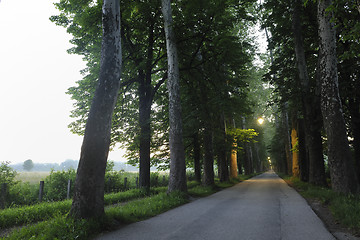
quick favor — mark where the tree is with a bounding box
[317,0,359,194]
[23,159,34,172]
[161,0,187,193]
[69,0,122,219]
[291,0,325,185]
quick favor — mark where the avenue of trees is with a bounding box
[263,0,360,194]
[50,0,359,218]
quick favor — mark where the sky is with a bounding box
[0,1,267,165]
[0,0,125,164]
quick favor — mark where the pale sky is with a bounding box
[0,0,125,164]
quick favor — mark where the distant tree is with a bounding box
[59,159,78,170]
[23,159,34,172]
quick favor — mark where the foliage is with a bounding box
[22,159,34,172]
[7,181,39,206]
[43,169,76,201]
[0,161,17,186]
[226,128,258,146]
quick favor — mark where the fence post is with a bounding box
[39,181,44,202]
[1,183,7,209]
[155,176,158,187]
[162,176,166,186]
[136,177,139,188]
[108,177,112,192]
[124,177,128,190]
[67,179,71,199]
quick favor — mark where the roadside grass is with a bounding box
[0,188,161,229]
[2,173,258,239]
[284,176,360,232]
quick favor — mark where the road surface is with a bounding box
[95,171,335,240]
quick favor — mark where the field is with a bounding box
[15,172,50,184]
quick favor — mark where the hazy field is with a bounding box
[15,172,50,184]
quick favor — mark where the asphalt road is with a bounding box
[95,171,335,240]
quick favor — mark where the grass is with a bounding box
[284,176,360,232]
[1,173,258,239]
[15,172,50,184]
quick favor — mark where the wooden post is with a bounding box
[124,177,128,190]
[39,181,44,202]
[155,176,158,187]
[67,179,71,199]
[136,177,139,188]
[162,175,166,186]
[1,183,7,209]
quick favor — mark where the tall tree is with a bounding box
[70,0,122,218]
[161,0,187,193]
[317,0,359,194]
[291,0,326,185]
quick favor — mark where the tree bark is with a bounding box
[282,106,292,175]
[229,120,238,178]
[217,113,229,182]
[161,0,187,193]
[291,119,300,178]
[193,132,202,182]
[230,140,238,178]
[317,0,359,194]
[292,0,326,185]
[138,20,155,190]
[70,0,122,219]
[138,72,151,190]
[349,98,360,184]
[203,126,215,186]
[297,119,309,182]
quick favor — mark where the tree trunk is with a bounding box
[203,126,215,186]
[193,132,202,182]
[317,0,359,194]
[138,73,152,190]
[291,119,300,178]
[217,113,229,182]
[70,0,122,219]
[292,0,326,185]
[349,99,360,184]
[230,140,238,178]
[161,0,187,193]
[138,20,155,190]
[229,120,238,178]
[282,106,292,175]
[298,119,309,182]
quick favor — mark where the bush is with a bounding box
[43,169,76,201]
[8,181,38,206]
[0,161,17,186]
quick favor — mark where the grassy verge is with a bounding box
[0,188,160,229]
[284,176,360,232]
[2,174,258,239]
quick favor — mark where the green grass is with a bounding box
[2,192,188,240]
[0,188,163,230]
[285,176,360,232]
[2,173,258,239]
